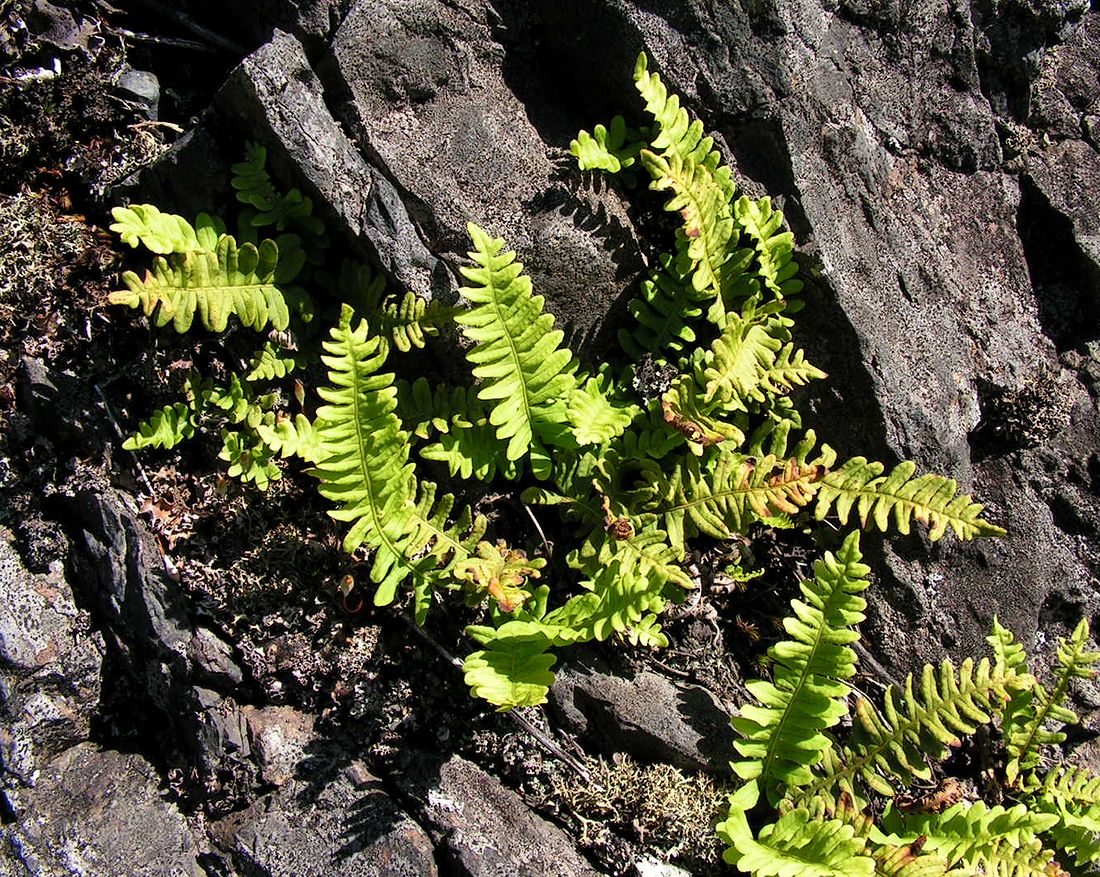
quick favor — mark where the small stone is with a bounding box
[116,69,160,120]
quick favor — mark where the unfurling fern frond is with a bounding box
[109,234,294,334]
[570,115,644,173]
[338,260,454,352]
[814,458,1007,541]
[312,306,484,614]
[455,223,579,465]
[110,204,223,255]
[122,402,196,450]
[731,531,869,802]
[999,618,1099,784]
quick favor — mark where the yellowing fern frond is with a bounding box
[815,458,1007,541]
[110,204,223,255]
[110,234,292,333]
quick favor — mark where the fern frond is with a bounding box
[463,617,588,710]
[652,442,835,553]
[633,53,731,192]
[720,782,875,877]
[814,458,1007,541]
[871,843,949,877]
[820,658,1026,797]
[1023,765,1100,867]
[338,260,453,352]
[455,540,544,613]
[109,234,293,333]
[877,801,1062,876]
[110,204,223,254]
[122,401,196,450]
[395,377,477,440]
[731,531,869,801]
[219,429,281,490]
[245,342,309,381]
[312,306,484,612]
[566,366,641,446]
[570,115,644,173]
[455,223,578,463]
[256,412,324,463]
[735,195,804,300]
[618,252,704,361]
[661,376,747,455]
[231,142,326,238]
[420,420,518,481]
[702,309,825,409]
[1003,618,1098,783]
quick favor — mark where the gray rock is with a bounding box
[189,625,243,689]
[549,653,734,774]
[214,760,437,876]
[115,69,160,121]
[2,743,204,877]
[241,704,314,786]
[403,754,599,877]
[0,529,102,791]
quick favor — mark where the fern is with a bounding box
[814,458,1007,541]
[455,223,579,465]
[245,341,309,381]
[731,531,870,801]
[231,142,326,238]
[110,204,223,255]
[256,412,324,463]
[566,366,641,446]
[735,195,804,301]
[395,377,478,440]
[338,260,453,352]
[421,421,519,481]
[312,306,484,614]
[110,232,295,333]
[997,618,1099,784]
[569,115,644,173]
[220,428,280,490]
[617,252,704,361]
[122,401,196,450]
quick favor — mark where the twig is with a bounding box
[523,503,553,558]
[400,613,591,782]
[114,27,222,53]
[119,0,246,55]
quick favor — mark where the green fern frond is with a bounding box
[570,115,644,173]
[312,306,484,612]
[1022,764,1100,867]
[735,195,804,300]
[463,617,588,710]
[109,234,293,333]
[122,402,196,450]
[871,843,949,877]
[231,142,326,238]
[455,223,579,463]
[814,458,1007,541]
[567,366,641,446]
[618,252,704,361]
[455,540,545,613]
[245,341,310,381]
[731,531,869,800]
[219,428,281,490]
[395,377,477,440]
[420,420,518,481]
[1003,618,1098,783]
[820,658,1026,797]
[339,260,453,352]
[701,309,825,409]
[877,801,1061,876]
[652,442,836,553]
[660,376,747,455]
[720,782,875,877]
[633,53,731,192]
[256,412,324,463]
[110,204,223,255]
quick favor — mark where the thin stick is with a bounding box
[523,503,553,558]
[400,614,591,782]
[114,27,221,53]
[119,0,246,55]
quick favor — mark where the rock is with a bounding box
[115,69,160,121]
[213,760,437,876]
[0,530,102,793]
[241,704,314,787]
[2,743,204,877]
[402,754,599,877]
[189,625,244,689]
[549,653,734,774]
